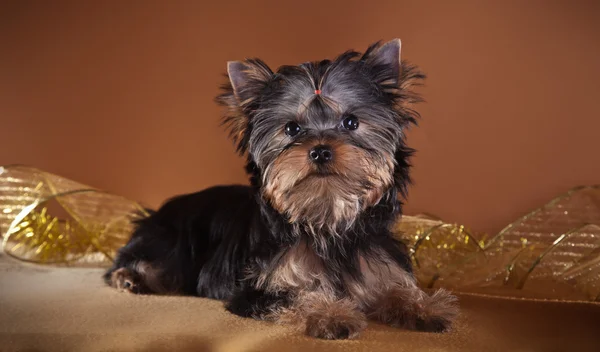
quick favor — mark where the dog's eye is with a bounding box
[342,115,359,130]
[284,121,302,137]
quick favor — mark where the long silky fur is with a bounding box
[105,40,458,340]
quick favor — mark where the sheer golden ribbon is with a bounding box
[0,165,148,266]
[1,165,599,301]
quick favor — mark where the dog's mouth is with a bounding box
[314,170,334,177]
[292,169,339,189]
[301,172,333,182]
[310,166,337,178]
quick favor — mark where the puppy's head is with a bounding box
[217,39,424,232]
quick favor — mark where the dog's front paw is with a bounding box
[225,294,255,318]
[110,268,142,294]
[305,311,367,340]
[369,287,459,333]
[416,289,459,333]
[226,288,290,321]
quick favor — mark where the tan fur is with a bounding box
[110,262,174,295]
[302,294,367,340]
[367,287,458,332]
[296,96,314,117]
[219,93,248,145]
[256,241,334,296]
[133,261,173,294]
[263,139,394,239]
[295,94,342,117]
[333,142,394,210]
[346,252,417,308]
[273,291,367,340]
[319,95,343,114]
[344,250,458,332]
[254,243,457,335]
[263,145,313,213]
[421,289,460,326]
[368,286,424,329]
[222,60,273,150]
[110,268,138,293]
[394,61,425,113]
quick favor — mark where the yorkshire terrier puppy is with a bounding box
[104,39,458,339]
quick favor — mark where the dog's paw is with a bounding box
[305,311,367,340]
[416,289,459,333]
[225,295,255,318]
[415,315,451,333]
[110,268,142,294]
[369,288,459,333]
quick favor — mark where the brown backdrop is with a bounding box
[1,0,599,234]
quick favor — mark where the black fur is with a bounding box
[104,40,447,339]
[103,185,411,298]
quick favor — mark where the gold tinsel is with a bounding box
[1,165,599,301]
[0,165,148,266]
[394,185,600,301]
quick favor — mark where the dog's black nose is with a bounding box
[309,145,333,164]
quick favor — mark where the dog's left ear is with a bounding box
[364,39,425,124]
[364,39,402,85]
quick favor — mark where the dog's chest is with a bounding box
[258,242,413,299]
[345,252,416,306]
[259,241,330,293]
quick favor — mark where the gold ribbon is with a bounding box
[1,165,599,301]
[0,165,148,266]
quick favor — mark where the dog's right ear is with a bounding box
[217,59,273,154]
[227,59,273,108]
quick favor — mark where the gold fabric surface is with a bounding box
[1,165,599,302]
[0,254,599,352]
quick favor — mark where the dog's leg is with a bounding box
[104,220,188,295]
[106,267,146,294]
[104,261,167,294]
[354,244,459,332]
[105,268,142,293]
[225,287,291,320]
[294,292,367,340]
[368,286,459,332]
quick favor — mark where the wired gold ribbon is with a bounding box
[0,165,148,266]
[1,165,599,301]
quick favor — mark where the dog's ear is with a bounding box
[364,39,402,85]
[227,59,273,107]
[217,59,273,154]
[363,39,425,125]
